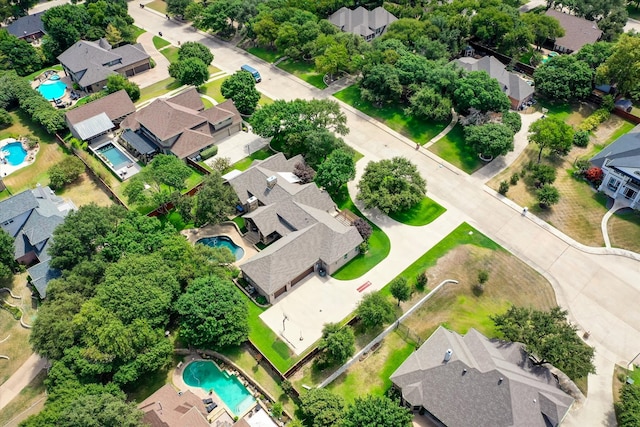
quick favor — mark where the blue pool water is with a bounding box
[38,80,67,101]
[1,142,27,166]
[183,361,256,416]
[197,235,245,261]
[97,144,130,168]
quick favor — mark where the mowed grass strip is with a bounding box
[388,197,446,226]
[332,185,390,280]
[428,123,482,174]
[152,35,171,50]
[277,59,326,89]
[246,47,281,63]
[334,85,447,145]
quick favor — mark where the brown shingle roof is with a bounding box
[65,90,135,126]
[170,129,215,159]
[545,10,602,52]
[167,87,205,111]
[138,384,209,427]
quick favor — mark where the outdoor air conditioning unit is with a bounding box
[266,175,277,189]
[246,196,259,212]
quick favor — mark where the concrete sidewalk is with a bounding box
[0,353,47,412]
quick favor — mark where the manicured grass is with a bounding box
[246,46,281,63]
[201,97,214,109]
[146,0,167,14]
[138,77,181,103]
[200,77,227,103]
[22,64,63,82]
[152,36,171,50]
[602,121,636,146]
[277,59,326,89]
[388,197,446,226]
[232,216,247,233]
[537,100,572,121]
[331,186,391,280]
[258,93,273,106]
[157,210,194,231]
[428,124,483,174]
[131,25,146,42]
[334,85,448,145]
[608,208,640,254]
[228,147,274,172]
[160,46,179,63]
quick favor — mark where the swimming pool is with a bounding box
[0,142,27,166]
[183,361,256,416]
[197,236,245,261]
[97,143,131,168]
[38,80,67,101]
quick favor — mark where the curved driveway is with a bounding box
[129,6,640,424]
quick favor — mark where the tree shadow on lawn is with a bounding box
[427,124,482,174]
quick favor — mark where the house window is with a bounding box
[344,253,348,259]
[623,187,637,200]
[2,219,13,226]
[607,177,620,192]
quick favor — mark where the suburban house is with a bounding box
[0,185,76,299]
[120,87,242,162]
[328,6,397,41]
[591,123,640,209]
[544,10,602,53]
[6,12,46,41]
[138,384,210,427]
[454,56,534,110]
[58,38,150,93]
[390,326,574,427]
[227,153,363,302]
[65,90,136,141]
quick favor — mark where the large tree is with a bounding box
[166,0,192,17]
[521,14,564,50]
[575,42,613,69]
[48,157,85,191]
[175,275,249,349]
[453,71,511,114]
[616,383,640,427]
[341,395,412,427]
[194,171,238,226]
[359,64,402,105]
[356,291,395,330]
[315,43,349,82]
[284,129,351,169]
[357,157,426,214]
[406,86,453,122]
[57,392,144,426]
[0,228,15,281]
[317,322,355,367]
[221,70,260,115]
[177,41,214,66]
[464,123,514,159]
[300,388,344,427]
[596,34,640,98]
[169,57,209,87]
[533,55,594,102]
[528,117,574,163]
[314,149,355,196]
[0,30,42,76]
[106,74,140,102]
[492,306,595,380]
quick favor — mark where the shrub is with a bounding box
[293,162,315,184]
[531,164,557,186]
[25,136,39,149]
[478,269,489,284]
[353,217,373,241]
[48,156,85,190]
[578,108,610,132]
[585,166,603,185]
[498,180,509,195]
[536,184,560,208]
[510,173,520,185]
[502,111,522,134]
[416,272,428,290]
[573,159,591,177]
[210,157,231,173]
[573,130,590,147]
[281,380,294,396]
[271,402,283,418]
[0,108,12,128]
[602,94,615,112]
[200,145,218,160]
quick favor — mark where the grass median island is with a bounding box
[277,59,326,89]
[333,85,448,145]
[246,47,281,63]
[388,197,446,226]
[152,36,171,50]
[428,123,483,174]
[332,185,391,280]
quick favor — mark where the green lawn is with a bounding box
[131,25,146,42]
[152,36,171,50]
[246,46,281,63]
[201,97,214,108]
[334,85,448,145]
[331,186,391,280]
[157,210,194,231]
[228,148,274,172]
[388,197,446,226]
[428,124,483,174]
[200,77,227,103]
[538,100,572,121]
[277,59,326,89]
[160,46,179,63]
[232,216,247,233]
[23,64,63,82]
[146,0,167,14]
[138,77,181,103]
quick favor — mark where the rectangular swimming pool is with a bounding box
[98,143,131,168]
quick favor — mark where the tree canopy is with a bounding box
[534,55,594,102]
[356,291,395,330]
[340,395,412,427]
[464,123,514,159]
[221,70,261,115]
[175,275,249,349]
[106,74,140,102]
[317,322,355,367]
[596,34,640,98]
[616,383,640,427]
[169,57,209,87]
[453,71,511,114]
[528,117,574,163]
[314,149,355,196]
[389,277,411,306]
[357,157,426,214]
[48,157,85,191]
[177,41,214,65]
[492,306,595,379]
[0,29,43,76]
[300,388,345,427]
[0,228,15,281]
[194,171,238,227]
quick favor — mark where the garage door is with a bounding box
[291,265,314,287]
[274,286,287,299]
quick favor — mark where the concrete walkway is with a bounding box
[0,353,47,411]
[129,32,170,88]
[601,199,629,248]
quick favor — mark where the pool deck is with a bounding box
[88,136,142,180]
[0,138,39,178]
[181,222,259,263]
[30,70,83,108]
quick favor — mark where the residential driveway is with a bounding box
[126,6,640,424]
[128,31,170,88]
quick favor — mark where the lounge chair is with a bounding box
[202,398,213,404]
[206,402,218,413]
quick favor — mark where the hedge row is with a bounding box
[578,108,610,132]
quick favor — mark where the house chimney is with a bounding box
[444,349,453,362]
[266,175,277,189]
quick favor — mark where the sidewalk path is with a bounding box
[0,353,46,411]
[423,111,458,149]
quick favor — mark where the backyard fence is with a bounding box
[318,279,459,389]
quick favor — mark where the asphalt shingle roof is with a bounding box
[328,6,397,37]
[591,124,640,169]
[545,10,602,52]
[6,12,45,38]
[455,56,534,103]
[65,90,135,126]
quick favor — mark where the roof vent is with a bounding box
[266,175,277,189]
[462,369,467,375]
[499,377,504,384]
[444,349,453,362]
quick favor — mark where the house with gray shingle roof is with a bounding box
[390,326,574,427]
[545,10,601,54]
[65,90,136,141]
[591,123,640,209]
[328,6,397,41]
[229,153,363,302]
[454,56,534,110]
[58,38,150,93]
[0,185,75,298]
[120,87,241,161]
[6,12,46,41]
